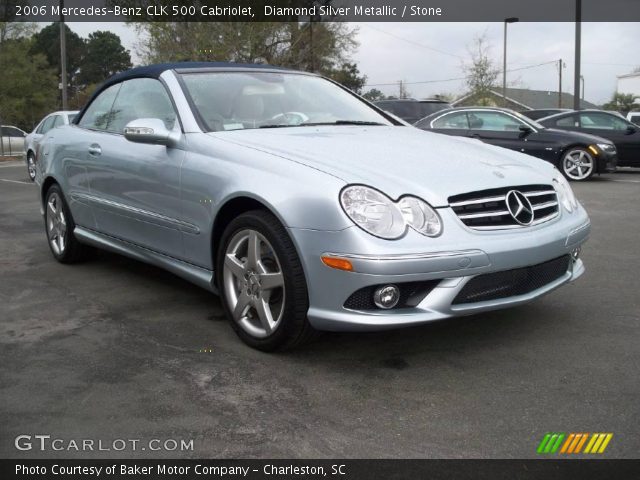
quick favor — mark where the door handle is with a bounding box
[88,144,102,156]
[469,134,480,139]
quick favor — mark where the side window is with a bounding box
[37,116,56,134]
[430,112,469,129]
[579,113,628,131]
[52,115,64,128]
[5,127,25,137]
[467,111,523,131]
[107,78,177,134]
[78,83,122,131]
[555,115,579,127]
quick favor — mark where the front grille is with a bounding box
[344,281,440,311]
[449,184,559,230]
[452,255,571,305]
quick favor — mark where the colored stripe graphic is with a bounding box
[537,433,565,454]
[584,433,613,454]
[539,433,613,454]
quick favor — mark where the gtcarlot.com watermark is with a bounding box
[15,434,194,452]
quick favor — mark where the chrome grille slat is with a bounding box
[448,184,559,230]
[533,201,558,210]
[457,210,510,219]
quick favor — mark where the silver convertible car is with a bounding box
[35,62,591,350]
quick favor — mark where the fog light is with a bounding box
[373,285,400,309]
[571,247,581,260]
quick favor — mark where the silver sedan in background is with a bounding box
[24,110,78,181]
[35,63,590,350]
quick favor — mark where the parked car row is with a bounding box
[33,62,590,350]
[414,107,619,181]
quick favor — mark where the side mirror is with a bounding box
[124,118,178,147]
[626,125,637,134]
[519,125,533,135]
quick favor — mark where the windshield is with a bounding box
[179,71,394,132]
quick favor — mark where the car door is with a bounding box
[1,127,26,155]
[465,110,528,152]
[80,77,186,257]
[577,112,640,166]
[417,110,470,137]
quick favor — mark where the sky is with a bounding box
[64,21,639,105]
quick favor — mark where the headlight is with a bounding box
[340,185,442,239]
[398,196,442,237]
[553,173,579,213]
[596,143,616,153]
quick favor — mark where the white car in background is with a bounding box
[0,125,27,157]
[24,110,78,181]
[628,111,640,126]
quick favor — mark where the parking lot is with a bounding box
[1,160,638,459]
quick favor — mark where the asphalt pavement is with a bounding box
[1,161,638,458]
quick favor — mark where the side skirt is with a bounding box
[74,226,218,294]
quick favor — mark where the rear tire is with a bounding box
[44,184,90,263]
[560,147,595,181]
[216,210,315,351]
[26,152,36,181]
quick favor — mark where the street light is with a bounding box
[503,17,519,107]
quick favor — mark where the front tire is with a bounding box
[44,184,89,263]
[217,210,314,351]
[26,151,36,181]
[561,147,595,181]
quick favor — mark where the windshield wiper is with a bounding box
[303,120,386,126]
[259,124,298,129]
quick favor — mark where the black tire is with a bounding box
[44,184,90,263]
[26,151,36,182]
[216,209,315,351]
[559,146,595,181]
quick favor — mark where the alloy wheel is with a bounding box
[46,192,67,255]
[222,229,285,338]
[27,153,36,181]
[563,149,594,181]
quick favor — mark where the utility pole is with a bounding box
[60,0,68,110]
[503,17,519,107]
[308,20,314,73]
[573,0,582,110]
[558,59,563,108]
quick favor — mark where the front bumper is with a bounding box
[289,205,590,332]
[597,151,617,173]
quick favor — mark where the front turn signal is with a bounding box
[321,256,353,272]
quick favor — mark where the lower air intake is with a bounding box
[452,255,571,305]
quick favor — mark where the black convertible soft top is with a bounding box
[73,61,291,124]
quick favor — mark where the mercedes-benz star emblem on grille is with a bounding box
[505,190,534,225]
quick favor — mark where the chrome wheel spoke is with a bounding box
[233,291,252,321]
[246,231,261,270]
[260,271,284,291]
[254,297,275,334]
[225,253,246,279]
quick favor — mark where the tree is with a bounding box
[0,38,58,130]
[602,92,639,115]
[462,33,500,105]
[78,31,132,86]
[326,62,367,94]
[134,21,357,73]
[30,23,85,94]
[362,89,386,101]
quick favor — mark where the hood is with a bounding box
[211,126,556,207]
[543,127,615,145]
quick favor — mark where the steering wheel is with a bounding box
[269,112,309,126]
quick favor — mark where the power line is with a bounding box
[362,24,464,60]
[364,60,558,87]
